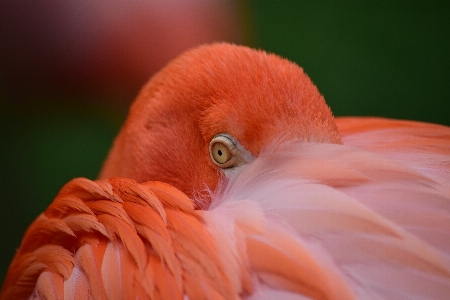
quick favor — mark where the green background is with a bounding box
[1,2,449,284]
[246,2,450,123]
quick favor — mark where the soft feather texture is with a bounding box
[215,134,450,299]
[1,178,236,299]
[2,44,450,299]
[2,118,450,299]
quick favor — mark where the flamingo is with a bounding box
[1,43,450,299]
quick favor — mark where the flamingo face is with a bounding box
[100,43,341,207]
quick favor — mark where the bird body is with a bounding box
[2,44,450,299]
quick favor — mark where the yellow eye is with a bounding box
[209,133,253,169]
[209,134,238,168]
[211,142,232,164]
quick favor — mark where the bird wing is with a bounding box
[3,117,450,300]
[208,117,450,299]
[337,116,450,194]
[0,178,240,300]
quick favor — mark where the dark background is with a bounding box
[1,1,449,284]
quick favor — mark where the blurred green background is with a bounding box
[1,1,449,285]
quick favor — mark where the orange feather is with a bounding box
[2,43,450,299]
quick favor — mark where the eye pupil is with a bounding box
[210,141,232,165]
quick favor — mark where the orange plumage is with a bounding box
[2,43,450,299]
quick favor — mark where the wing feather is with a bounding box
[2,117,449,299]
[204,119,450,298]
[100,242,136,300]
[63,267,89,300]
[72,243,108,299]
[34,271,63,300]
[1,178,239,299]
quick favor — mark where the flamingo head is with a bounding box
[100,43,341,208]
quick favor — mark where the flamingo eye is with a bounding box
[209,134,236,168]
[209,133,254,170]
